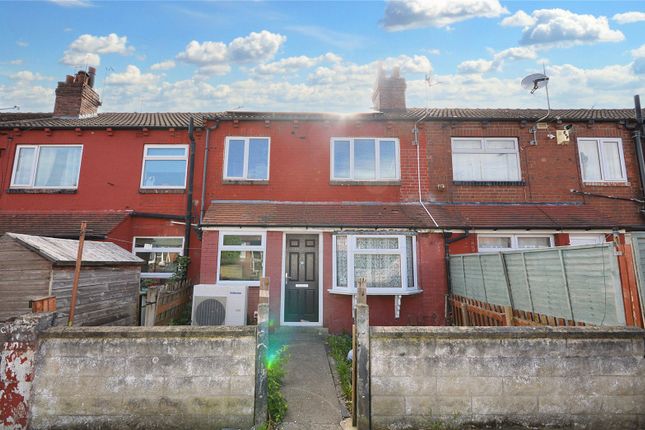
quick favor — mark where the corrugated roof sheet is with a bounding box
[1,108,641,129]
[0,112,209,129]
[6,232,143,265]
[0,211,129,239]
[202,200,644,229]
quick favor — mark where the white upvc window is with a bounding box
[477,234,554,252]
[569,233,606,246]
[140,145,188,189]
[10,145,83,189]
[133,237,184,279]
[451,138,521,181]
[217,232,266,286]
[577,138,627,182]
[332,234,417,293]
[331,137,400,181]
[224,137,270,180]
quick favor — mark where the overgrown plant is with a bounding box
[327,334,352,406]
[264,345,288,429]
[170,255,190,281]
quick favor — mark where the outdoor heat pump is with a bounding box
[191,284,248,326]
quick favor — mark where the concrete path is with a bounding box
[273,328,345,430]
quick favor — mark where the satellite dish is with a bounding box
[521,73,549,94]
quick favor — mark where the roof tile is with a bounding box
[0,211,130,238]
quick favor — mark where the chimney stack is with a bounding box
[53,66,101,118]
[372,66,407,112]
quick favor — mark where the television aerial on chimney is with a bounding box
[521,66,552,145]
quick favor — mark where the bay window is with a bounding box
[331,138,399,181]
[577,138,626,182]
[451,138,520,181]
[11,145,82,189]
[217,232,266,285]
[333,234,417,293]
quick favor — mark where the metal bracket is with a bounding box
[394,295,402,319]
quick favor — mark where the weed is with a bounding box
[327,334,353,407]
[265,345,289,428]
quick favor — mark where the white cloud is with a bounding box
[49,0,93,6]
[457,59,493,74]
[150,60,176,71]
[60,33,133,67]
[286,25,367,50]
[16,40,29,48]
[0,81,54,111]
[613,11,645,24]
[382,0,508,31]
[501,10,535,27]
[8,59,24,65]
[631,44,645,59]
[228,31,286,63]
[176,30,287,76]
[512,9,624,48]
[252,54,336,76]
[105,65,159,86]
[10,71,53,81]
[631,44,645,74]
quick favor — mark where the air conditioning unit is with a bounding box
[191,284,248,326]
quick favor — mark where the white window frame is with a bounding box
[451,137,521,181]
[577,137,627,183]
[332,234,418,294]
[330,137,400,181]
[477,234,554,253]
[568,233,606,246]
[10,144,83,189]
[140,144,188,189]
[132,236,184,279]
[217,231,267,286]
[223,136,271,181]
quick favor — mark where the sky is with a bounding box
[1,0,644,113]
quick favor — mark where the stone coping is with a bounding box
[40,325,257,339]
[370,325,645,340]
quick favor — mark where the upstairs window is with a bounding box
[11,145,83,189]
[140,145,188,189]
[577,138,626,182]
[451,138,520,181]
[331,138,399,181]
[224,137,270,180]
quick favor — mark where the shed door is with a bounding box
[284,234,319,323]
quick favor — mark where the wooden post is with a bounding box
[461,302,470,326]
[255,277,269,426]
[144,286,159,327]
[503,305,514,326]
[67,221,87,326]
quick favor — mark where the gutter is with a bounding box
[130,211,185,220]
[184,117,196,257]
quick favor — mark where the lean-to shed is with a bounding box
[0,232,144,325]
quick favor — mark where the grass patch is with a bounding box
[327,334,353,406]
[264,345,289,429]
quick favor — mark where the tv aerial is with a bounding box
[522,66,553,145]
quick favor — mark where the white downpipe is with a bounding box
[415,124,439,228]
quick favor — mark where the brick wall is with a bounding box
[29,325,257,429]
[369,326,645,429]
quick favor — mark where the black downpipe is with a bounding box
[184,117,196,257]
[634,95,645,211]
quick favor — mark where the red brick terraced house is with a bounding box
[0,68,208,282]
[1,67,644,331]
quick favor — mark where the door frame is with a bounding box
[280,231,324,326]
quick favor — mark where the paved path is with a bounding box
[273,328,345,430]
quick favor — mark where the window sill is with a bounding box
[330,180,401,186]
[222,179,269,185]
[7,188,77,194]
[582,181,629,187]
[328,288,422,296]
[139,188,185,194]
[453,180,525,186]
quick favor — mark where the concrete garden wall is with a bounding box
[369,326,645,430]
